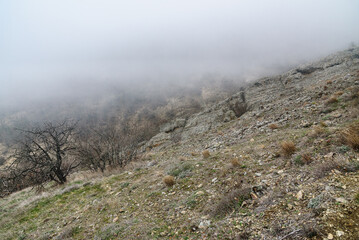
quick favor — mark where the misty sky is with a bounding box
[1,0,359,107]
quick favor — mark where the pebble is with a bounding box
[328,233,334,239]
[336,230,344,237]
[196,191,205,196]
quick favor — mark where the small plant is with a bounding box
[294,155,304,166]
[168,163,193,178]
[230,158,240,167]
[280,141,296,157]
[211,187,251,217]
[301,153,313,164]
[268,123,279,130]
[163,175,175,187]
[94,224,124,240]
[355,192,359,204]
[341,122,359,150]
[293,154,312,165]
[202,150,210,159]
[338,145,350,153]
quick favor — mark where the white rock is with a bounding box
[296,190,303,200]
[336,197,348,204]
[328,233,334,239]
[336,230,344,237]
[198,220,211,229]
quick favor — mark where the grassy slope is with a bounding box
[1,57,359,240]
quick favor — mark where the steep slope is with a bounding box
[1,47,359,240]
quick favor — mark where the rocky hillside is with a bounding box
[1,47,359,240]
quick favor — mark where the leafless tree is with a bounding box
[77,120,141,172]
[8,120,79,186]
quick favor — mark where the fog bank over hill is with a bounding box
[1,0,359,111]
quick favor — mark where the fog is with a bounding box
[1,0,359,110]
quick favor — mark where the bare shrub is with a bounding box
[341,122,359,150]
[0,156,5,166]
[314,160,339,179]
[314,156,359,179]
[334,91,344,96]
[212,187,251,217]
[202,150,210,159]
[301,153,313,164]
[77,120,140,172]
[230,158,240,167]
[325,96,338,105]
[7,120,79,193]
[163,175,175,187]
[280,141,296,157]
[268,123,279,130]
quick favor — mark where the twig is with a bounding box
[279,229,301,240]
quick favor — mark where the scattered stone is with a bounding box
[113,217,118,222]
[336,230,344,237]
[196,191,205,196]
[328,233,334,239]
[300,120,311,128]
[198,220,211,229]
[335,197,348,204]
[296,190,303,200]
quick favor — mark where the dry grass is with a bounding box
[230,158,240,167]
[268,123,279,130]
[202,150,210,159]
[163,175,175,187]
[326,80,333,84]
[179,156,187,161]
[325,96,338,105]
[319,121,328,127]
[280,141,296,157]
[341,122,359,150]
[334,91,344,96]
[191,152,198,156]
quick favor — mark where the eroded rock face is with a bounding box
[146,47,359,149]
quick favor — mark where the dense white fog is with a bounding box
[0,0,358,109]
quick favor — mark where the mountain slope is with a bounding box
[1,47,359,240]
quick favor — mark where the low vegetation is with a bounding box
[163,175,175,187]
[341,122,359,150]
[280,141,296,157]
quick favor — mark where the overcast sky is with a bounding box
[0,0,359,108]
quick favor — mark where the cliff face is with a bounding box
[1,48,359,240]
